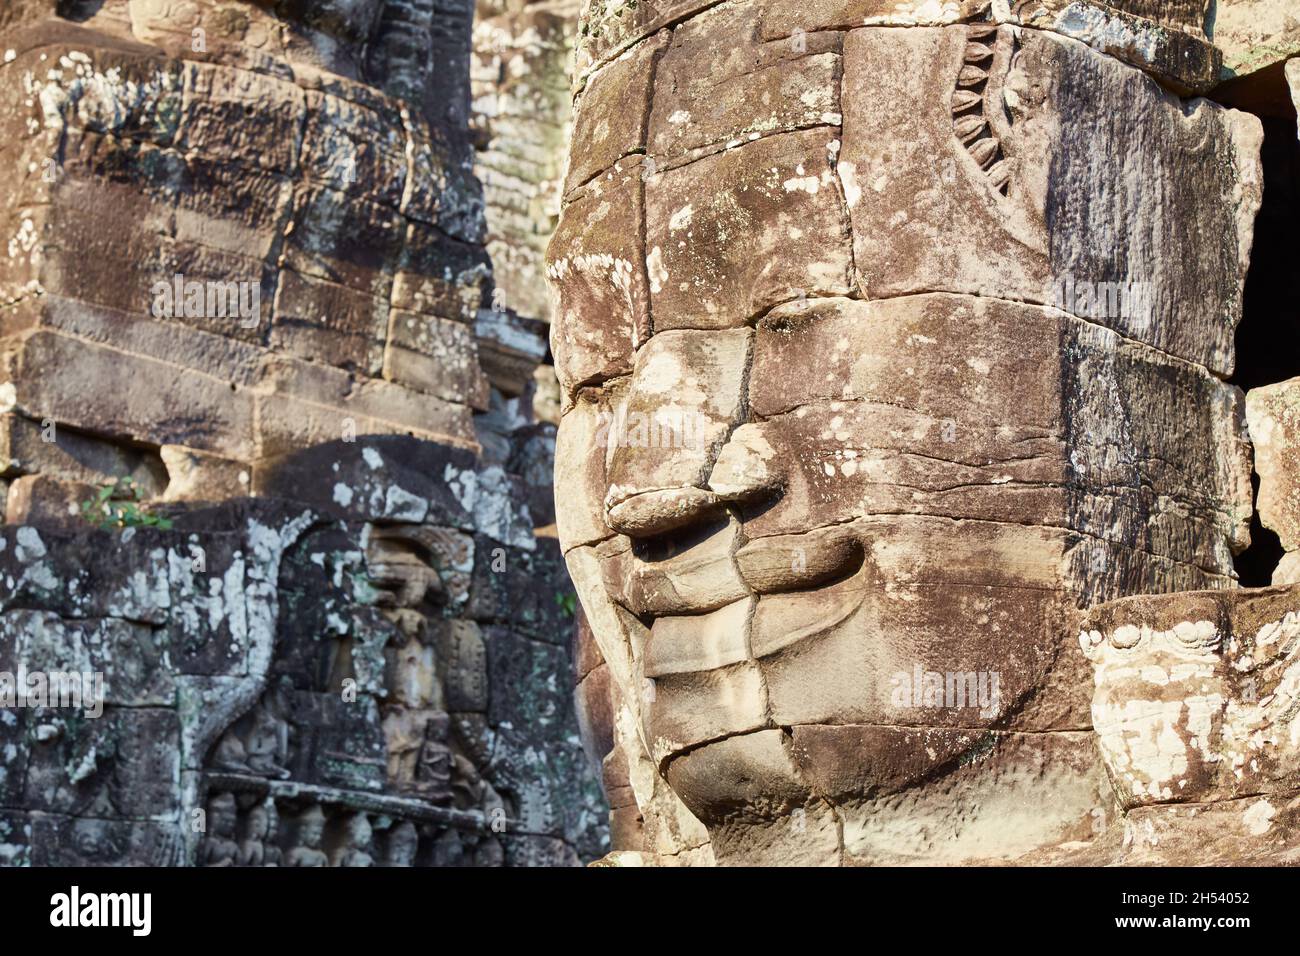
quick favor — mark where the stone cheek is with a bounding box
[547,160,648,400]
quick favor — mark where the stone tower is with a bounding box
[0,0,606,867]
[550,0,1300,865]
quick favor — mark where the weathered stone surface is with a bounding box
[269,269,390,375]
[566,25,666,194]
[1214,0,1300,78]
[604,328,752,535]
[646,596,752,678]
[0,413,167,495]
[1081,586,1300,809]
[755,0,992,38]
[3,474,94,532]
[25,707,181,818]
[838,25,1260,376]
[645,127,853,332]
[739,295,1251,571]
[1246,376,1300,554]
[473,8,575,323]
[159,445,249,503]
[383,311,490,409]
[547,158,648,398]
[647,4,841,168]
[553,1,1265,866]
[251,356,478,457]
[553,388,618,550]
[5,330,258,460]
[573,0,718,80]
[575,0,1220,92]
[790,725,1107,864]
[623,515,749,617]
[664,729,841,866]
[475,308,549,397]
[1290,58,1300,120]
[1010,0,1220,92]
[30,814,186,866]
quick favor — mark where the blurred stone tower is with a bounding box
[0,0,605,867]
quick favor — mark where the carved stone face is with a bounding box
[207,793,237,839]
[296,806,325,847]
[550,7,1260,863]
[385,822,419,867]
[1082,588,1300,811]
[244,804,271,841]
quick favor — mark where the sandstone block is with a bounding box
[1212,0,1300,77]
[300,88,408,209]
[270,268,390,375]
[177,60,306,176]
[604,328,752,530]
[790,725,1106,864]
[644,127,852,332]
[159,445,249,502]
[647,4,842,168]
[384,309,490,408]
[554,388,620,550]
[283,184,402,299]
[1246,376,1300,551]
[547,159,648,400]
[574,0,717,79]
[0,412,167,495]
[838,25,1260,375]
[6,330,256,460]
[644,661,767,762]
[4,474,94,532]
[565,29,667,194]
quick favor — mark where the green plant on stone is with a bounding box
[79,476,173,531]
[555,591,577,618]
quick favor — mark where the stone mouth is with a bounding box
[733,527,865,594]
[612,522,866,621]
[639,554,870,679]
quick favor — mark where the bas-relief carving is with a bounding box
[550,1,1280,864]
[197,512,514,866]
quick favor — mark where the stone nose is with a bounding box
[605,422,781,538]
[599,327,772,539]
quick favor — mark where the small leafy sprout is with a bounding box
[79,477,173,531]
[555,591,577,618]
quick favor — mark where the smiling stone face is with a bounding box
[1082,587,1300,811]
[550,4,1261,864]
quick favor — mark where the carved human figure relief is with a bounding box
[284,806,330,868]
[199,792,240,868]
